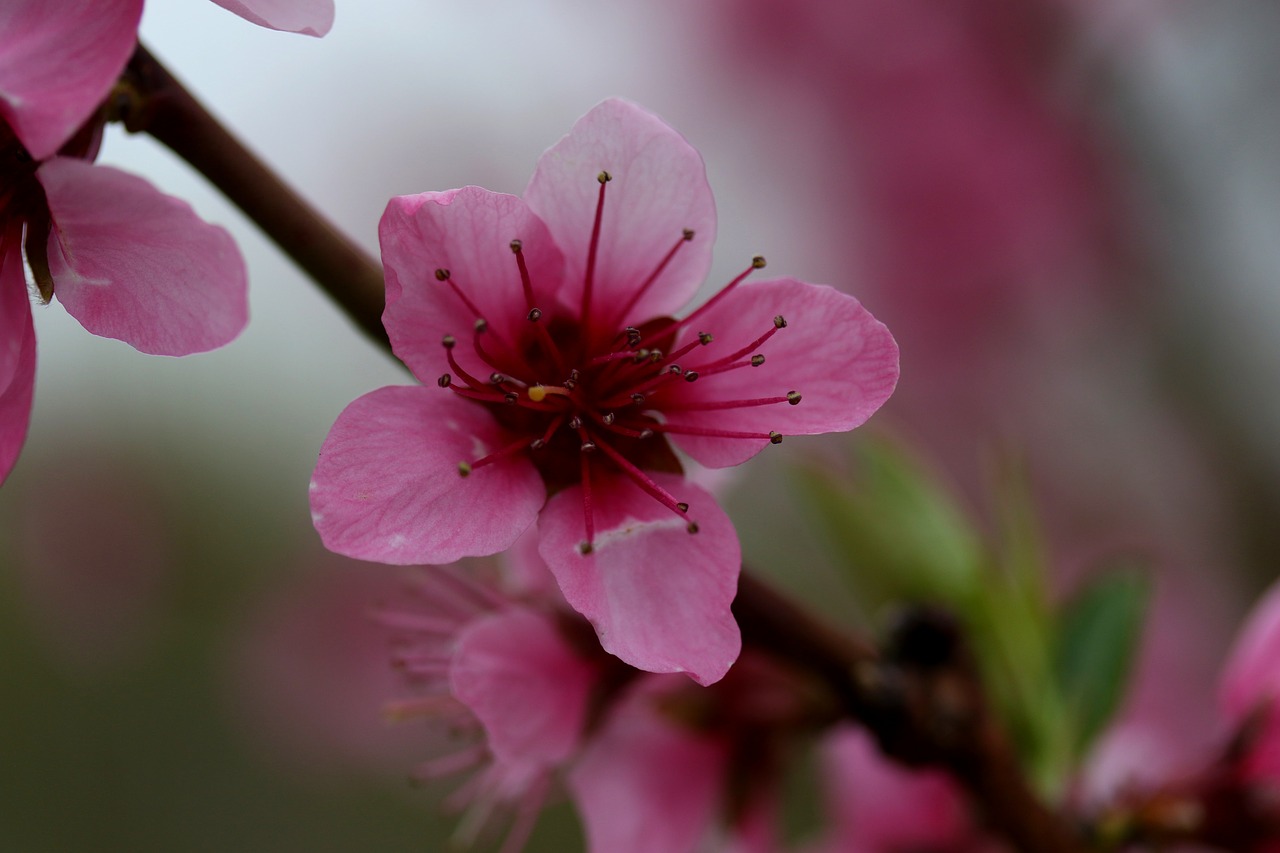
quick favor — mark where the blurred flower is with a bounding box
[1220,579,1280,781]
[205,0,334,36]
[310,98,899,685]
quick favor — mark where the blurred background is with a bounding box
[4,0,1280,849]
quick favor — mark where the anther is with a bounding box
[786,391,802,406]
[698,332,714,345]
[668,364,682,375]
[437,374,452,388]
[564,378,577,391]
[569,369,581,383]
[458,462,472,477]
[684,371,699,383]
[676,502,689,513]
[528,385,547,403]
[598,171,612,184]
[569,416,583,431]
[530,439,546,450]
[773,315,787,329]
[626,327,642,347]
[474,318,488,333]
[580,441,597,453]
[638,428,654,439]
[752,256,767,269]
[631,393,646,404]
[648,350,663,363]
[527,308,542,321]
[577,541,594,555]
[751,354,766,367]
[682,228,695,241]
[490,373,506,385]
[442,335,457,349]
[504,392,519,404]
[769,431,783,445]
[434,268,451,281]
[687,522,700,534]
[509,239,523,253]
[602,413,616,425]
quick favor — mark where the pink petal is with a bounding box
[524,98,716,325]
[0,0,142,159]
[661,278,899,468]
[205,0,334,36]
[38,158,248,355]
[0,233,36,484]
[451,609,596,766]
[1220,579,1280,778]
[568,675,728,853]
[820,725,972,850]
[310,386,544,564]
[380,187,565,384]
[537,472,741,685]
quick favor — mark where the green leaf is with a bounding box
[1054,566,1150,758]
[791,436,984,610]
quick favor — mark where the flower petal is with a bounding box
[660,278,899,468]
[0,0,142,159]
[310,386,544,564]
[568,675,728,853]
[0,236,35,485]
[525,98,716,325]
[380,187,565,384]
[1220,579,1280,774]
[451,609,596,767]
[205,0,334,37]
[537,472,741,685]
[39,159,248,355]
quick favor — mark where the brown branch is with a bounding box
[118,43,391,353]
[733,572,1084,853]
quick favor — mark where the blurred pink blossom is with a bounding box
[310,98,898,685]
[1219,579,1280,781]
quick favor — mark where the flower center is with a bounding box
[434,170,802,551]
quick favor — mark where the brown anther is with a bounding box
[442,335,457,349]
[648,350,663,362]
[578,541,595,555]
[631,393,646,404]
[676,502,689,513]
[698,332,713,345]
[490,372,506,384]
[684,371,699,383]
[597,171,612,183]
[528,308,543,321]
[786,391,802,405]
[602,413,616,425]
[457,461,472,477]
[773,315,787,329]
[530,439,546,450]
[509,239,523,253]
[434,268,451,281]
[751,354,766,367]
[564,379,577,391]
[580,441,597,453]
[769,431,783,445]
[569,369,581,382]
[568,416,583,431]
[626,327,642,347]
[437,374,452,388]
[686,522,700,534]
[682,228,695,241]
[752,256,767,269]
[503,392,519,404]
[474,318,488,333]
[638,428,654,439]
[668,364,683,375]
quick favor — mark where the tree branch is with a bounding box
[119,43,391,353]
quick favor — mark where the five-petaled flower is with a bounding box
[310,99,899,685]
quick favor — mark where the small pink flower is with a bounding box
[311,98,899,685]
[1220,579,1280,780]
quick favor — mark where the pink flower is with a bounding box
[0,0,328,482]
[310,98,899,685]
[205,0,334,37]
[382,566,604,853]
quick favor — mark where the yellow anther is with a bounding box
[528,385,548,403]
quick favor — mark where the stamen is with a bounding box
[652,255,766,339]
[580,170,611,327]
[443,336,489,390]
[659,395,798,412]
[663,332,714,366]
[457,435,534,477]
[593,438,694,520]
[578,451,595,554]
[438,375,451,388]
[510,239,536,310]
[690,319,785,375]
[650,423,784,442]
[611,227,697,327]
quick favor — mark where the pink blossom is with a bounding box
[206,0,334,37]
[382,566,603,853]
[311,98,899,685]
[0,0,256,483]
